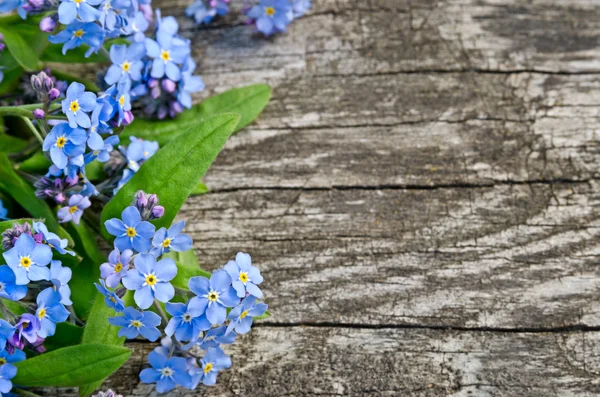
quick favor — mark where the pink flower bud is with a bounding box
[32,108,45,119]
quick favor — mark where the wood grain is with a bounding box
[39,0,600,395]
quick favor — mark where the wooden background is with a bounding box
[46,0,600,396]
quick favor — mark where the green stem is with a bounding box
[14,389,43,397]
[153,300,169,326]
[21,116,44,144]
[0,103,59,118]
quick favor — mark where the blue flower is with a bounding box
[139,350,193,392]
[36,287,70,338]
[105,206,156,253]
[0,0,26,18]
[0,200,7,220]
[100,248,132,288]
[226,296,267,335]
[2,233,52,285]
[177,58,204,108]
[164,300,210,342]
[0,266,27,301]
[151,221,193,257]
[292,0,310,17]
[115,82,132,126]
[186,0,229,25]
[145,32,190,81]
[0,348,25,365]
[49,21,106,57]
[198,347,231,386]
[42,123,87,169]
[57,194,91,224]
[224,252,264,299]
[50,260,72,305]
[123,11,149,42]
[122,253,176,309]
[61,82,97,129]
[84,135,119,163]
[124,137,158,172]
[188,271,239,325]
[33,222,75,256]
[95,279,125,312]
[104,43,146,86]
[0,320,15,351]
[247,0,292,36]
[98,0,131,30]
[13,314,39,344]
[58,0,102,25]
[108,306,161,341]
[0,363,17,396]
[192,325,236,351]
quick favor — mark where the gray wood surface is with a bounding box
[41,0,600,396]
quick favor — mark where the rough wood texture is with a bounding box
[43,0,600,396]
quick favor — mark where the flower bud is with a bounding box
[39,16,56,32]
[43,76,54,92]
[151,205,165,219]
[32,108,45,119]
[161,79,176,93]
[121,110,134,126]
[48,88,60,101]
[31,75,43,93]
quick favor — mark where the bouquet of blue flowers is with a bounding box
[0,0,272,394]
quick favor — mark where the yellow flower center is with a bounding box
[130,320,142,328]
[69,100,79,113]
[118,95,125,107]
[69,205,78,214]
[0,358,6,365]
[103,1,111,9]
[265,6,275,16]
[109,296,117,304]
[74,0,82,4]
[114,263,123,272]
[208,291,219,302]
[239,272,249,283]
[37,308,46,319]
[203,363,213,374]
[240,310,249,319]
[126,227,136,237]
[161,238,171,248]
[160,50,171,62]
[121,61,130,71]
[145,274,157,286]
[56,136,67,148]
[73,29,84,38]
[20,257,31,268]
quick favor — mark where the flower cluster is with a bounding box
[98,191,267,392]
[107,11,205,119]
[0,220,75,395]
[185,0,311,36]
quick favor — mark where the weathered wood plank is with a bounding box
[39,327,600,396]
[179,181,600,329]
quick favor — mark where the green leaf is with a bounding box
[0,153,59,231]
[0,27,39,71]
[122,84,271,145]
[101,113,240,238]
[41,44,109,64]
[44,322,84,352]
[191,181,209,195]
[78,293,125,396]
[0,134,29,153]
[18,152,51,173]
[13,344,130,387]
[171,261,211,290]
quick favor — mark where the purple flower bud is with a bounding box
[39,16,56,32]
[136,191,148,208]
[151,85,161,99]
[171,101,183,115]
[43,77,54,92]
[161,79,176,93]
[55,193,66,204]
[48,88,60,101]
[31,75,43,92]
[23,0,43,11]
[121,110,134,126]
[157,106,167,120]
[152,205,165,219]
[32,108,45,119]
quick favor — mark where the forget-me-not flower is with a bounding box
[122,253,176,309]
[42,123,87,170]
[0,266,27,301]
[188,271,239,325]
[50,260,72,305]
[226,296,267,335]
[33,222,75,256]
[197,347,231,386]
[36,287,70,338]
[164,300,210,342]
[57,194,91,224]
[100,248,132,288]
[58,0,102,25]
[247,0,292,36]
[49,21,106,57]
[108,306,161,341]
[62,82,97,129]
[95,279,125,312]
[105,43,146,86]
[0,363,16,396]
[145,31,190,81]
[139,350,193,392]
[2,233,52,285]
[0,320,15,350]
[105,206,156,253]
[224,252,264,298]
[150,221,193,257]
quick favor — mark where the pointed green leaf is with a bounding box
[101,113,240,238]
[44,322,84,352]
[0,28,39,71]
[13,344,130,387]
[121,84,271,145]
